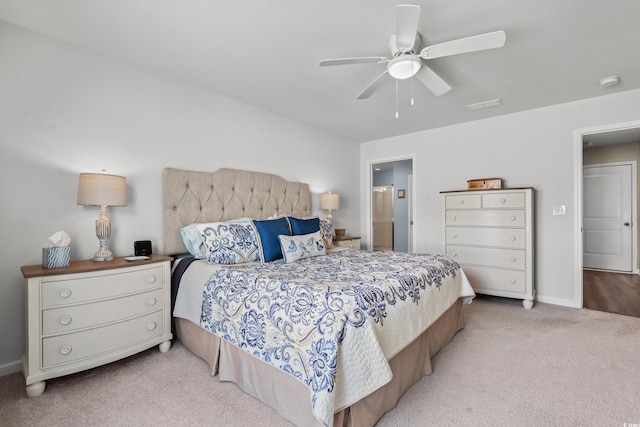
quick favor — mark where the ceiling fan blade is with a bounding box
[357,71,390,99]
[395,4,421,50]
[320,57,387,66]
[415,65,452,96]
[420,30,506,60]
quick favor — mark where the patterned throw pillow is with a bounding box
[319,219,333,248]
[201,222,260,264]
[278,231,326,263]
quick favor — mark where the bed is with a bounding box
[163,167,475,427]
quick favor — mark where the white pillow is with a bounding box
[278,231,326,263]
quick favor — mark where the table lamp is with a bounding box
[77,171,127,261]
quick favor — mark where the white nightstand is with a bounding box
[21,255,173,397]
[333,236,361,250]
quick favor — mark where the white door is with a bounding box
[583,164,633,271]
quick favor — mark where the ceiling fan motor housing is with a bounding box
[389,32,422,56]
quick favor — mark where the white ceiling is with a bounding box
[1,1,640,143]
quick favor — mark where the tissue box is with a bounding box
[43,247,70,269]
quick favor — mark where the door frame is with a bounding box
[582,161,637,272]
[574,119,640,308]
[368,154,416,252]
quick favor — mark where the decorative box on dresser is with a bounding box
[332,235,361,249]
[441,188,535,309]
[20,255,173,397]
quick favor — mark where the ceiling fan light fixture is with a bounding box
[387,56,422,80]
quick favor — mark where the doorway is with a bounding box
[373,186,394,251]
[370,158,414,253]
[579,123,640,316]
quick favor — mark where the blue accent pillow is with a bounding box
[251,217,291,262]
[288,216,320,235]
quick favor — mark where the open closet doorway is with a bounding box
[580,123,640,317]
[371,158,414,253]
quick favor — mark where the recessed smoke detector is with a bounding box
[466,98,502,111]
[600,76,620,88]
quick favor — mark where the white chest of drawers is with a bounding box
[21,255,173,397]
[441,188,535,308]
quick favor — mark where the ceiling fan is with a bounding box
[319,4,506,101]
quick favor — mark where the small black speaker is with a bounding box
[134,240,152,256]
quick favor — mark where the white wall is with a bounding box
[361,89,640,308]
[0,21,359,374]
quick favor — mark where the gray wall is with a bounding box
[0,21,360,374]
[361,89,640,309]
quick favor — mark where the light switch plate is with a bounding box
[552,205,566,216]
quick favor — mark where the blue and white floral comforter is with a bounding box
[198,250,474,427]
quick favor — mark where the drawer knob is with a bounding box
[510,216,516,221]
[59,289,72,298]
[511,279,517,284]
[60,345,72,355]
[60,315,72,325]
[452,215,457,221]
[147,298,157,306]
[146,275,157,284]
[500,198,506,203]
[459,200,464,204]
[452,234,458,239]
[511,236,516,241]
[452,253,458,257]
[147,322,157,331]
[511,257,517,262]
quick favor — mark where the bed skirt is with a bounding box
[175,298,465,427]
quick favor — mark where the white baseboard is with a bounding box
[0,359,23,377]
[536,294,581,308]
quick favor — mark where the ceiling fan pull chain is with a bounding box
[395,79,399,119]
[411,62,415,106]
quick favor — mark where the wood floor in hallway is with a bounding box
[583,269,640,318]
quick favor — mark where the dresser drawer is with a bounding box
[445,194,482,210]
[462,265,526,293]
[42,310,164,368]
[42,288,164,335]
[482,192,526,208]
[446,227,526,249]
[446,245,526,270]
[41,266,164,307]
[445,210,525,227]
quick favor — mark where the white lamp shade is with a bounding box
[319,193,340,210]
[77,173,127,207]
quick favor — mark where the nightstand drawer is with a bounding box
[42,310,164,368]
[41,266,164,307]
[42,288,164,335]
[334,239,361,249]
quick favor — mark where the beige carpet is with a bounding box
[2,295,640,426]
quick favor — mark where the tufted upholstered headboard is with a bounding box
[163,167,312,255]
